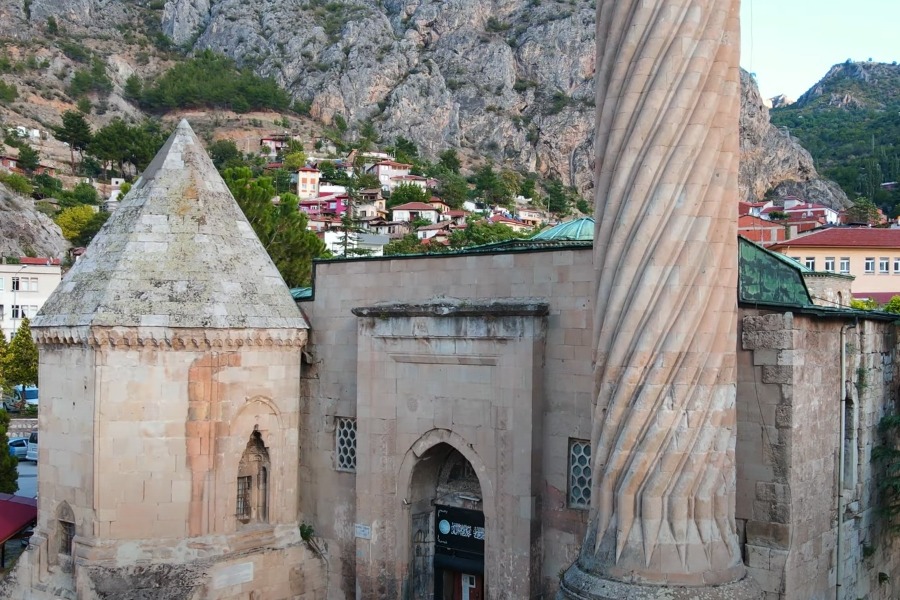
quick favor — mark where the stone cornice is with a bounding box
[33,326,308,350]
[351,298,549,318]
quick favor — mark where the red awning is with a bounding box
[0,494,37,544]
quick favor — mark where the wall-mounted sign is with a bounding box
[355,524,372,539]
[435,505,485,555]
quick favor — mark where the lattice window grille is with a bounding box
[568,439,592,509]
[236,475,251,519]
[336,417,357,472]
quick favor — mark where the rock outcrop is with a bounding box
[739,70,850,208]
[0,0,851,209]
[0,183,69,259]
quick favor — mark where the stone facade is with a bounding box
[738,311,900,600]
[298,245,900,599]
[299,248,595,598]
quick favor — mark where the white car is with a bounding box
[7,437,28,459]
[25,431,38,462]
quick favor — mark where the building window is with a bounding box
[28,277,38,291]
[804,257,815,270]
[57,502,76,556]
[11,277,20,291]
[335,417,357,472]
[894,258,900,274]
[865,258,875,273]
[0,277,4,291]
[568,439,592,509]
[824,257,835,272]
[881,258,890,274]
[236,431,270,525]
[11,305,21,319]
[236,476,251,520]
[791,256,801,264]
[840,257,851,274]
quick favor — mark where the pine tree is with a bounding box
[0,408,18,493]
[2,318,38,389]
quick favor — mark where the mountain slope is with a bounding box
[0,0,847,208]
[771,61,900,213]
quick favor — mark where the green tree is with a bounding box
[473,162,511,205]
[883,296,900,314]
[845,197,881,224]
[0,172,32,195]
[54,205,98,241]
[54,110,93,174]
[850,298,877,310]
[392,136,418,164]
[449,217,525,248]
[0,409,18,493]
[223,168,326,286]
[437,172,469,209]
[383,233,428,256]
[438,149,461,174]
[207,139,243,170]
[387,183,430,208]
[16,144,40,174]
[282,151,308,171]
[124,74,142,101]
[2,318,38,389]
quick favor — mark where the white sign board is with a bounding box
[355,524,372,539]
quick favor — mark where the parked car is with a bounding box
[7,436,28,459]
[25,431,37,462]
[13,385,38,406]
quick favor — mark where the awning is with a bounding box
[0,493,37,545]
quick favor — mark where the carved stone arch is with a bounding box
[234,395,284,429]
[398,428,495,520]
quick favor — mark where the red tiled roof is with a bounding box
[391,175,426,181]
[375,160,412,168]
[0,494,37,545]
[19,257,61,265]
[852,292,898,305]
[297,167,319,172]
[391,202,437,211]
[770,228,900,249]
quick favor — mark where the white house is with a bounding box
[0,258,62,340]
[391,202,441,224]
[366,160,413,191]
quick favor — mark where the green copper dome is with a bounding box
[532,217,595,241]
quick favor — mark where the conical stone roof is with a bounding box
[34,120,308,330]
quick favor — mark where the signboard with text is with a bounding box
[435,505,485,555]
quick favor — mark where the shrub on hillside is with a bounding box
[140,50,290,113]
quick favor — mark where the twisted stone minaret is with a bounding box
[558,1,760,598]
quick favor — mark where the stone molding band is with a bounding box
[32,327,308,350]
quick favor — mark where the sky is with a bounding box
[740,0,900,101]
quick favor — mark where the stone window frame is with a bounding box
[840,257,851,274]
[880,257,890,274]
[235,430,271,526]
[568,438,592,510]
[865,257,875,274]
[56,501,76,558]
[335,417,357,472]
[824,257,835,273]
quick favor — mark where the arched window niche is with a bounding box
[236,430,271,526]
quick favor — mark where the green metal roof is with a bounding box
[531,217,595,241]
[738,237,812,306]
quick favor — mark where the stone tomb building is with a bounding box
[4,124,900,599]
[5,122,325,599]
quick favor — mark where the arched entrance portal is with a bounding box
[408,443,485,600]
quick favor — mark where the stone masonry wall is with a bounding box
[738,310,900,600]
[301,248,594,598]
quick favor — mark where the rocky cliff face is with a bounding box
[739,70,849,208]
[0,184,69,259]
[0,0,847,208]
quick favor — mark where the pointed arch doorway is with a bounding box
[408,443,485,600]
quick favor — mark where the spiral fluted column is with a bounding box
[557,1,760,598]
